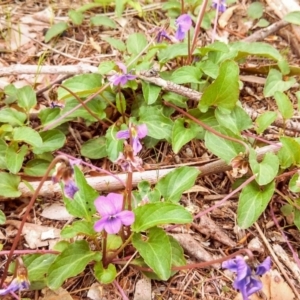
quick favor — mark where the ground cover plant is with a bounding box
[0,0,300,299]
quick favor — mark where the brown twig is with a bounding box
[242,19,289,43]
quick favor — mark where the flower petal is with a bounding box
[175,27,185,41]
[108,74,121,85]
[116,129,130,139]
[117,210,135,226]
[116,62,127,74]
[176,14,192,32]
[246,276,263,297]
[118,75,130,86]
[256,256,271,276]
[94,195,117,215]
[64,180,79,199]
[126,74,137,81]
[94,217,109,232]
[106,193,124,213]
[132,137,142,155]
[104,217,122,234]
[137,124,148,139]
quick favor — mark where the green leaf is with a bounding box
[105,126,123,162]
[294,209,300,231]
[139,106,173,141]
[116,92,126,114]
[132,202,192,232]
[47,240,101,290]
[64,166,99,220]
[141,81,162,105]
[61,220,96,238]
[263,69,296,97]
[33,129,66,154]
[0,108,27,126]
[16,85,37,112]
[80,137,107,159]
[6,143,28,174]
[13,127,43,148]
[205,128,245,163]
[39,108,60,126]
[284,11,300,25]
[23,159,50,176]
[24,254,56,281]
[198,60,239,113]
[61,97,106,123]
[90,15,116,28]
[278,137,300,168]
[102,36,126,52]
[288,173,300,193]
[277,59,290,75]
[0,139,7,169]
[172,118,199,153]
[215,105,252,135]
[0,210,6,225]
[126,33,147,56]
[68,10,84,25]
[237,180,275,228]
[98,61,115,75]
[230,42,283,62]
[57,74,102,100]
[255,111,277,134]
[45,22,68,42]
[171,66,202,84]
[132,227,172,280]
[94,262,116,284]
[158,43,188,63]
[256,18,270,27]
[197,60,219,79]
[247,2,263,19]
[0,172,21,198]
[156,167,200,202]
[169,235,186,268]
[274,91,294,119]
[107,234,122,251]
[249,150,279,185]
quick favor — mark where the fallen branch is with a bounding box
[18,143,281,198]
[242,19,289,43]
[0,64,98,76]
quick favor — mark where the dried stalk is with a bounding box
[17,143,281,198]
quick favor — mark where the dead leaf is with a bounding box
[218,5,239,29]
[87,282,103,300]
[171,233,221,268]
[133,277,151,300]
[6,220,61,249]
[41,203,73,221]
[41,287,73,300]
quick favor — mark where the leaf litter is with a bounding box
[0,0,300,299]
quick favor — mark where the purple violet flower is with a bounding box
[212,0,227,12]
[64,179,79,199]
[108,62,136,86]
[52,162,79,199]
[94,193,135,234]
[0,274,30,296]
[156,29,172,43]
[116,124,148,155]
[175,14,192,41]
[222,256,271,300]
